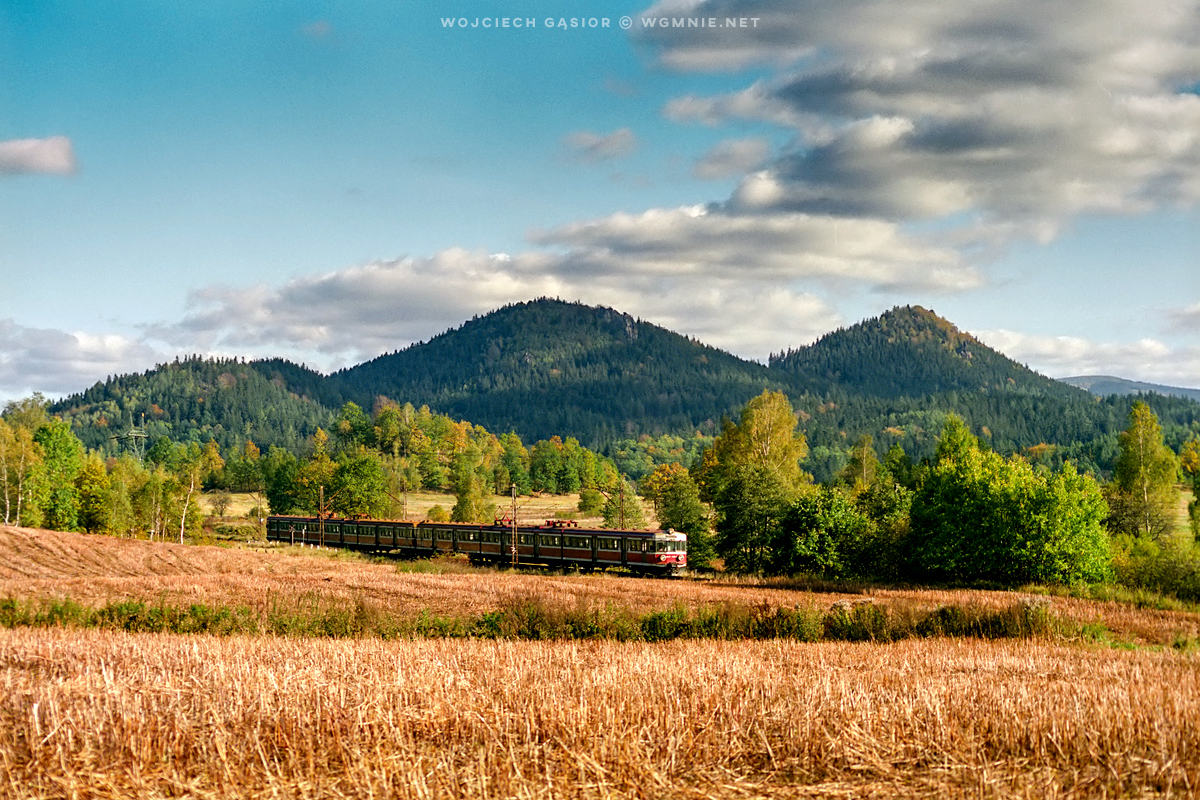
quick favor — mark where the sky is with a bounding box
[2,0,1200,404]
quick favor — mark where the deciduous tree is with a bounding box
[714,464,792,574]
[1112,402,1178,539]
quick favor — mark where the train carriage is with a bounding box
[265,515,687,577]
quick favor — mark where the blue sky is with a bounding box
[2,0,1199,402]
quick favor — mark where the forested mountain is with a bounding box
[317,298,794,448]
[772,305,1085,400]
[50,357,336,455]
[773,307,1200,478]
[43,300,1200,482]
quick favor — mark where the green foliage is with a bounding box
[601,478,647,529]
[33,419,84,532]
[331,449,389,519]
[655,470,714,569]
[714,464,793,574]
[577,488,603,515]
[910,416,1112,585]
[76,452,112,533]
[0,416,42,526]
[1109,401,1179,539]
[612,433,713,481]
[0,595,1063,644]
[1111,534,1200,603]
[51,357,336,456]
[710,390,810,492]
[770,487,871,578]
[326,298,789,447]
[261,446,301,515]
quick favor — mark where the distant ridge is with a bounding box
[1060,375,1200,403]
[47,300,1200,482]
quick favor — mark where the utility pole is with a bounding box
[618,480,625,529]
[510,483,518,568]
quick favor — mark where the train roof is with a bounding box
[267,514,685,538]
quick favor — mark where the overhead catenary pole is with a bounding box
[511,483,518,568]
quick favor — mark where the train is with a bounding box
[265,515,689,577]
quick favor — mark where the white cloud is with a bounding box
[139,230,860,367]
[636,0,1200,240]
[977,328,1200,387]
[0,319,161,399]
[0,136,76,176]
[534,206,982,291]
[693,137,771,179]
[563,128,638,162]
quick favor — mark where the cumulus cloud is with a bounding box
[636,0,1200,238]
[563,128,638,162]
[0,319,161,399]
[139,229,858,366]
[977,328,1200,387]
[693,137,771,179]
[0,136,77,176]
[533,205,981,291]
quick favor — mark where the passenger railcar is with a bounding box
[265,515,688,577]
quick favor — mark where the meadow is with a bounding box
[2,523,1199,798]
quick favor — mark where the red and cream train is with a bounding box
[265,515,688,577]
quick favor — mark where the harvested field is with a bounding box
[3,524,1200,797]
[2,525,1198,646]
[2,629,1198,799]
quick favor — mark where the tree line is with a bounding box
[693,390,1200,595]
[7,385,1200,598]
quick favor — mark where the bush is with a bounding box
[427,505,450,522]
[577,489,603,515]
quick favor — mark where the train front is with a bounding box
[649,529,688,575]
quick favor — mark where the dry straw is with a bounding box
[2,629,1199,798]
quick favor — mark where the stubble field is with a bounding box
[1,524,1199,798]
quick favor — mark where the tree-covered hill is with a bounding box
[320,298,794,448]
[771,305,1087,401]
[42,300,1200,482]
[769,306,1200,481]
[50,357,336,455]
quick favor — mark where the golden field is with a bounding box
[2,524,1200,797]
[3,631,1199,798]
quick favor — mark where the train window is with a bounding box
[598,538,618,551]
[540,535,560,547]
[517,533,532,545]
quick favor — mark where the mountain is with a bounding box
[50,357,336,455]
[771,305,1086,401]
[319,298,793,447]
[1061,375,1200,403]
[44,300,1200,482]
[770,306,1200,477]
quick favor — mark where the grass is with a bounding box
[3,524,1200,647]
[2,629,1198,798]
[0,593,1063,645]
[3,522,1200,796]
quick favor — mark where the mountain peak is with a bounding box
[328,297,785,444]
[771,305,1081,400]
